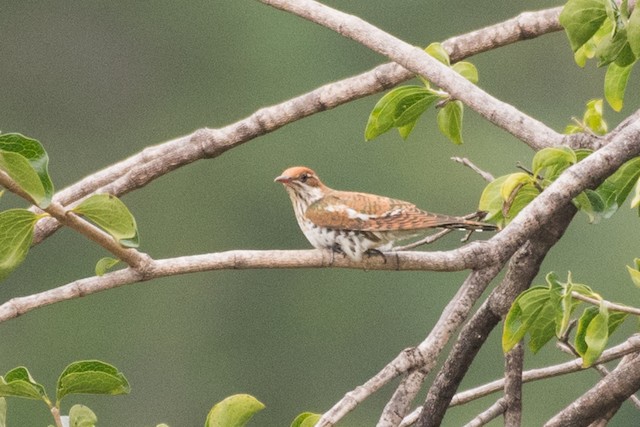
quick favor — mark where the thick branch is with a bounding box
[260,0,565,150]
[0,247,496,324]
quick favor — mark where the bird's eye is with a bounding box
[299,173,308,183]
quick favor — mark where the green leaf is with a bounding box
[290,412,322,427]
[628,6,640,56]
[503,273,563,353]
[424,42,450,66]
[72,194,139,248]
[393,90,439,127]
[398,120,418,140]
[499,173,534,202]
[95,257,121,276]
[69,404,97,427]
[451,61,478,84]
[560,0,609,52]
[437,100,463,145]
[478,175,540,227]
[583,99,608,135]
[532,146,577,180]
[365,86,435,141]
[0,398,5,427]
[205,394,265,427]
[626,264,640,287]
[0,133,54,208]
[0,209,40,281]
[605,62,634,111]
[595,156,640,216]
[596,28,632,66]
[56,360,130,403]
[0,367,48,401]
[577,303,609,367]
[574,189,607,223]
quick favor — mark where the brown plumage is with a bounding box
[275,166,496,260]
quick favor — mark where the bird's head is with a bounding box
[275,166,327,205]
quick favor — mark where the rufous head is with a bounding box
[274,166,324,188]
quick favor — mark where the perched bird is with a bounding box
[275,166,497,261]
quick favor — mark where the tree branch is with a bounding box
[448,335,640,407]
[462,398,507,427]
[503,342,524,426]
[260,0,567,150]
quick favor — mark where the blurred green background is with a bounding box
[2,1,639,425]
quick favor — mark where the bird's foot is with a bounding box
[364,249,387,264]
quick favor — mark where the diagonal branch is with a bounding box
[259,0,567,150]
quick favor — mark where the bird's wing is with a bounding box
[304,191,476,231]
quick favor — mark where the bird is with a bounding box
[275,166,497,261]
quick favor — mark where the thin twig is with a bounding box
[462,398,507,427]
[451,157,495,182]
[450,335,640,406]
[571,291,640,316]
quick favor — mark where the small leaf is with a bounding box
[205,394,265,427]
[56,360,130,403]
[595,28,631,67]
[627,264,640,287]
[0,133,54,208]
[478,175,540,227]
[437,100,463,145]
[581,304,609,367]
[0,209,41,281]
[628,6,640,56]
[69,404,97,427]
[595,156,640,215]
[393,90,438,127]
[451,61,478,84]
[365,86,434,141]
[604,62,634,112]
[500,173,534,202]
[574,189,607,223]
[0,367,48,401]
[72,194,139,248]
[582,99,608,135]
[95,257,120,276]
[290,412,321,427]
[532,146,577,180]
[560,0,609,51]
[397,120,417,140]
[424,42,450,66]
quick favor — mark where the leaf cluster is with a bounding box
[502,273,629,367]
[0,360,129,427]
[0,133,140,281]
[560,0,640,111]
[364,43,478,144]
[479,100,640,227]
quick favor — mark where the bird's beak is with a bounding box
[274,174,291,184]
